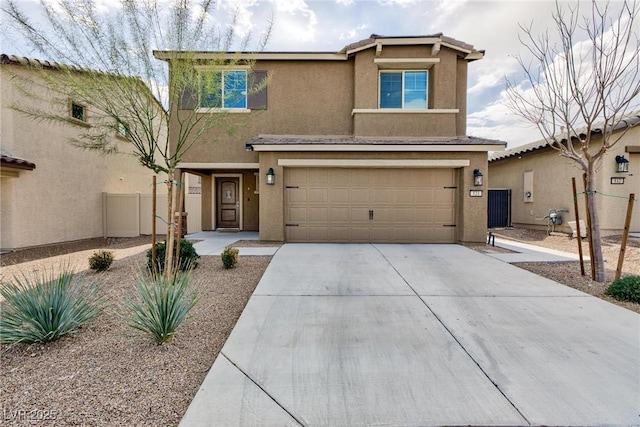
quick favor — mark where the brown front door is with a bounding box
[217,178,240,229]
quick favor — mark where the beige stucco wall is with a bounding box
[173,46,471,163]
[350,46,464,138]
[489,129,640,235]
[0,64,163,250]
[166,40,485,241]
[258,151,488,243]
[174,60,355,164]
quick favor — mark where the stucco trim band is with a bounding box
[277,159,471,168]
[178,163,259,169]
[373,58,440,69]
[351,108,459,115]
[253,144,502,152]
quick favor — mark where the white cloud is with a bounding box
[335,0,354,5]
[430,0,468,30]
[378,0,417,7]
[216,0,260,39]
[468,58,519,95]
[468,99,541,148]
[339,23,369,40]
[271,0,318,42]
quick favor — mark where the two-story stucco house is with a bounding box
[154,34,506,243]
[0,54,161,250]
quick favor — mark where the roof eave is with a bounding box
[153,50,348,61]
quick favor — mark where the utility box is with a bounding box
[568,220,587,238]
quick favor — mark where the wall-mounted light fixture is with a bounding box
[473,169,483,186]
[266,167,275,185]
[615,155,629,173]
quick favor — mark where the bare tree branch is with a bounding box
[504,0,640,282]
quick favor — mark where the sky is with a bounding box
[1,0,634,149]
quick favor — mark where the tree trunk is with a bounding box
[151,175,157,276]
[164,172,177,277]
[585,166,606,282]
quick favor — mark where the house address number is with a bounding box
[469,190,483,197]
[611,177,625,185]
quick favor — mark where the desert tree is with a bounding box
[2,0,272,275]
[505,0,640,282]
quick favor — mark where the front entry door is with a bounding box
[217,178,240,229]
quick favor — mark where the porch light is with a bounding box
[266,168,275,185]
[615,155,629,173]
[473,169,483,186]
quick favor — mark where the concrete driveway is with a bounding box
[180,244,640,426]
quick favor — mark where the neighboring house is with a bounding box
[155,34,506,243]
[0,54,164,250]
[488,115,640,235]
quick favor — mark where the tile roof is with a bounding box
[490,113,640,162]
[339,33,477,54]
[1,154,36,170]
[1,53,86,72]
[249,135,506,146]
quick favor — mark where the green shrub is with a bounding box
[123,272,198,344]
[221,246,239,269]
[605,276,640,304]
[88,250,114,272]
[0,268,106,344]
[146,239,199,274]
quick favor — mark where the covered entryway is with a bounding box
[216,177,240,229]
[284,168,457,243]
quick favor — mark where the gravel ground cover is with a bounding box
[1,230,638,425]
[486,228,640,314]
[0,238,270,426]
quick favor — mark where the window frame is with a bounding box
[378,70,429,110]
[69,100,88,124]
[198,69,249,112]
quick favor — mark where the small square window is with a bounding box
[70,102,86,122]
[200,70,247,109]
[117,121,128,138]
[379,71,428,109]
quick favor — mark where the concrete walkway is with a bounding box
[487,237,589,263]
[180,244,639,426]
[186,231,279,256]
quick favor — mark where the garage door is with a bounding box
[285,168,457,243]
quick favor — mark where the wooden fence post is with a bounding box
[615,193,635,281]
[572,177,585,276]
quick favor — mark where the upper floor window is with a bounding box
[379,71,428,109]
[200,70,247,109]
[70,101,86,122]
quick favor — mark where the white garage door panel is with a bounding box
[285,168,457,243]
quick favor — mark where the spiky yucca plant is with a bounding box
[124,272,198,344]
[0,269,106,344]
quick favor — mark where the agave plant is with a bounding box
[0,268,106,344]
[124,272,198,344]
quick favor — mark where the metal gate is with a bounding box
[488,189,511,228]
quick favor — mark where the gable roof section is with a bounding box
[247,135,506,152]
[490,113,640,162]
[340,33,484,61]
[154,33,484,62]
